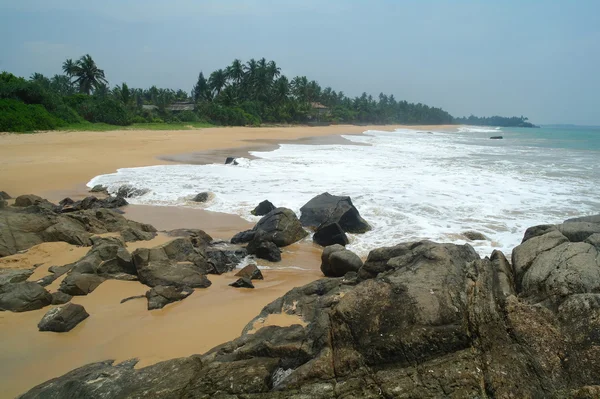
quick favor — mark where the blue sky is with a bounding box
[1,0,598,125]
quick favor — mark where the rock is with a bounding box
[313,222,349,247]
[166,229,213,247]
[225,156,237,165]
[565,214,600,224]
[51,291,72,305]
[251,200,276,216]
[521,224,557,243]
[89,184,107,193]
[120,295,145,304]
[320,245,362,277]
[59,273,105,296]
[557,221,600,242]
[0,191,11,199]
[13,194,45,207]
[56,196,129,213]
[229,277,254,289]
[192,192,210,203]
[585,233,600,249]
[0,200,6,209]
[146,285,194,310]
[235,264,263,280]
[253,207,308,247]
[462,230,488,241]
[38,303,89,332]
[247,238,281,262]
[0,268,34,287]
[205,244,247,274]
[230,229,255,244]
[0,281,52,312]
[299,192,371,233]
[116,184,149,198]
[490,135,503,139]
[512,229,569,286]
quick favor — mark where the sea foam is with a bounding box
[88,127,599,257]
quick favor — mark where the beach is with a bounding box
[0,124,452,397]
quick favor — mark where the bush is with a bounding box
[130,115,148,123]
[151,117,164,123]
[0,99,64,132]
[177,110,199,122]
[66,95,131,126]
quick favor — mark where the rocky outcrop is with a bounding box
[0,281,52,312]
[89,184,107,193]
[299,192,371,233]
[230,229,256,244]
[38,303,89,332]
[320,244,362,277]
[51,291,72,305]
[59,273,106,296]
[235,264,263,280]
[251,200,276,216]
[56,196,129,213]
[462,230,488,241]
[229,277,254,289]
[254,207,308,247]
[166,229,213,247]
[20,217,600,398]
[192,192,210,203]
[205,243,247,274]
[0,204,156,257]
[13,194,46,207]
[145,285,193,310]
[0,191,11,200]
[0,268,33,286]
[115,184,149,198]
[247,233,282,262]
[313,222,349,247]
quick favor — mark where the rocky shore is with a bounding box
[2,191,600,398]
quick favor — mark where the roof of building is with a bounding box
[168,102,195,111]
[142,104,158,111]
[310,102,328,109]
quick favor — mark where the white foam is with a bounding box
[88,128,599,258]
[457,126,502,133]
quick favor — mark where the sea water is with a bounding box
[88,126,600,257]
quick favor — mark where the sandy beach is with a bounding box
[0,124,455,397]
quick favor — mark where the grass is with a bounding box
[58,121,215,132]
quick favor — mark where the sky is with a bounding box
[0,0,599,125]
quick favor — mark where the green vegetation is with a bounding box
[0,54,535,132]
[454,115,538,128]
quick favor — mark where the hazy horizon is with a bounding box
[1,0,598,125]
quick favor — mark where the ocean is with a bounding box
[88,125,600,258]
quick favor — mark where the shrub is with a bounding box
[0,99,64,132]
[130,115,148,123]
[177,110,199,122]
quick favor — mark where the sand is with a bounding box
[0,124,455,396]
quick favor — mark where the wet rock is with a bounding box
[0,191,11,199]
[146,285,194,310]
[89,184,107,193]
[205,244,247,274]
[247,239,281,262]
[558,221,600,242]
[230,229,255,244]
[120,295,145,304]
[166,229,213,247]
[462,230,488,241]
[299,192,370,233]
[225,157,238,165]
[57,196,129,213]
[59,273,105,296]
[0,281,52,312]
[116,184,149,198]
[253,207,307,247]
[192,192,210,203]
[13,194,45,207]
[51,291,72,305]
[565,214,600,224]
[229,277,254,289]
[521,224,557,243]
[0,268,34,287]
[320,245,362,277]
[313,222,349,247]
[235,264,263,280]
[251,200,276,216]
[38,303,89,332]
[490,135,503,139]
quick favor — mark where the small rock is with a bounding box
[51,291,72,305]
[116,185,149,198]
[229,277,254,289]
[235,264,264,280]
[13,194,44,207]
[59,273,105,296]
[313,222,349,247]
[462,231,488,241]
[247,238,281,262]
[321,246,363,277]
[192,192,210,203]
[146,285,194,310]
[225,157,237,165]
[251,200,276,216]
[38,303,89,332]
[89,184,107,193]
[490,136,503,139]
[0,191,11,199]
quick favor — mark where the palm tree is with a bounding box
[226,59,244,85]
[208,69,227,96]
[266,60,281,81]
[30,73,51,89]
[62,54,108,95]
[50,74,75,95]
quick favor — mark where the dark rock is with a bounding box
[57,196,129,213]
[120,295,145,304]
[38,303,89,332]
[89,184,107,193]
[490,135,503,139]
[251,200,276,216]
[512,229,569,286]
[0,269,34,287]
[225,156,237,165]
[0,281,52,312]
[253,207,307,247]
[0,191,11,200]
[13,194,45,207]
[557,222,600,242]
[235,264,263,280]
[247,238,281,262]
[462,230,488,241]
[521,224,557,243]
[166,229,213,247]
[51,291,72,305]
[230,229,255,244]
[299,192,371,233]
[206,244,247,274]
[313,222,349,247]
[116,185,149,198]
[229,277,254,289]
[59,273,105,296]
[192,192,210,203]
[320,245,362,277]
[146,285,194,310]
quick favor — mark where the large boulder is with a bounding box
[51,291,72,305]
[166,229,213,247]
[312,222,349,247]
[230,229,256,244]
[0,268,34,286]
[320,245,362,277]
[59,273,105,296]
[13,194,45,207]
[247,238,281,262]
[0,281,52,312]
[71,237,136,278]
[205,243,247,274]
[0,191,11,200]
[251,200,276,216]
[38,303,89,332]
[299,192,371,233]
[253,207,308,247]
[146,285,194,310]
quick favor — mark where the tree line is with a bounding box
[0,54,534,132]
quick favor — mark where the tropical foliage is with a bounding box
[0,54,535,132]
[454,115,537,128]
